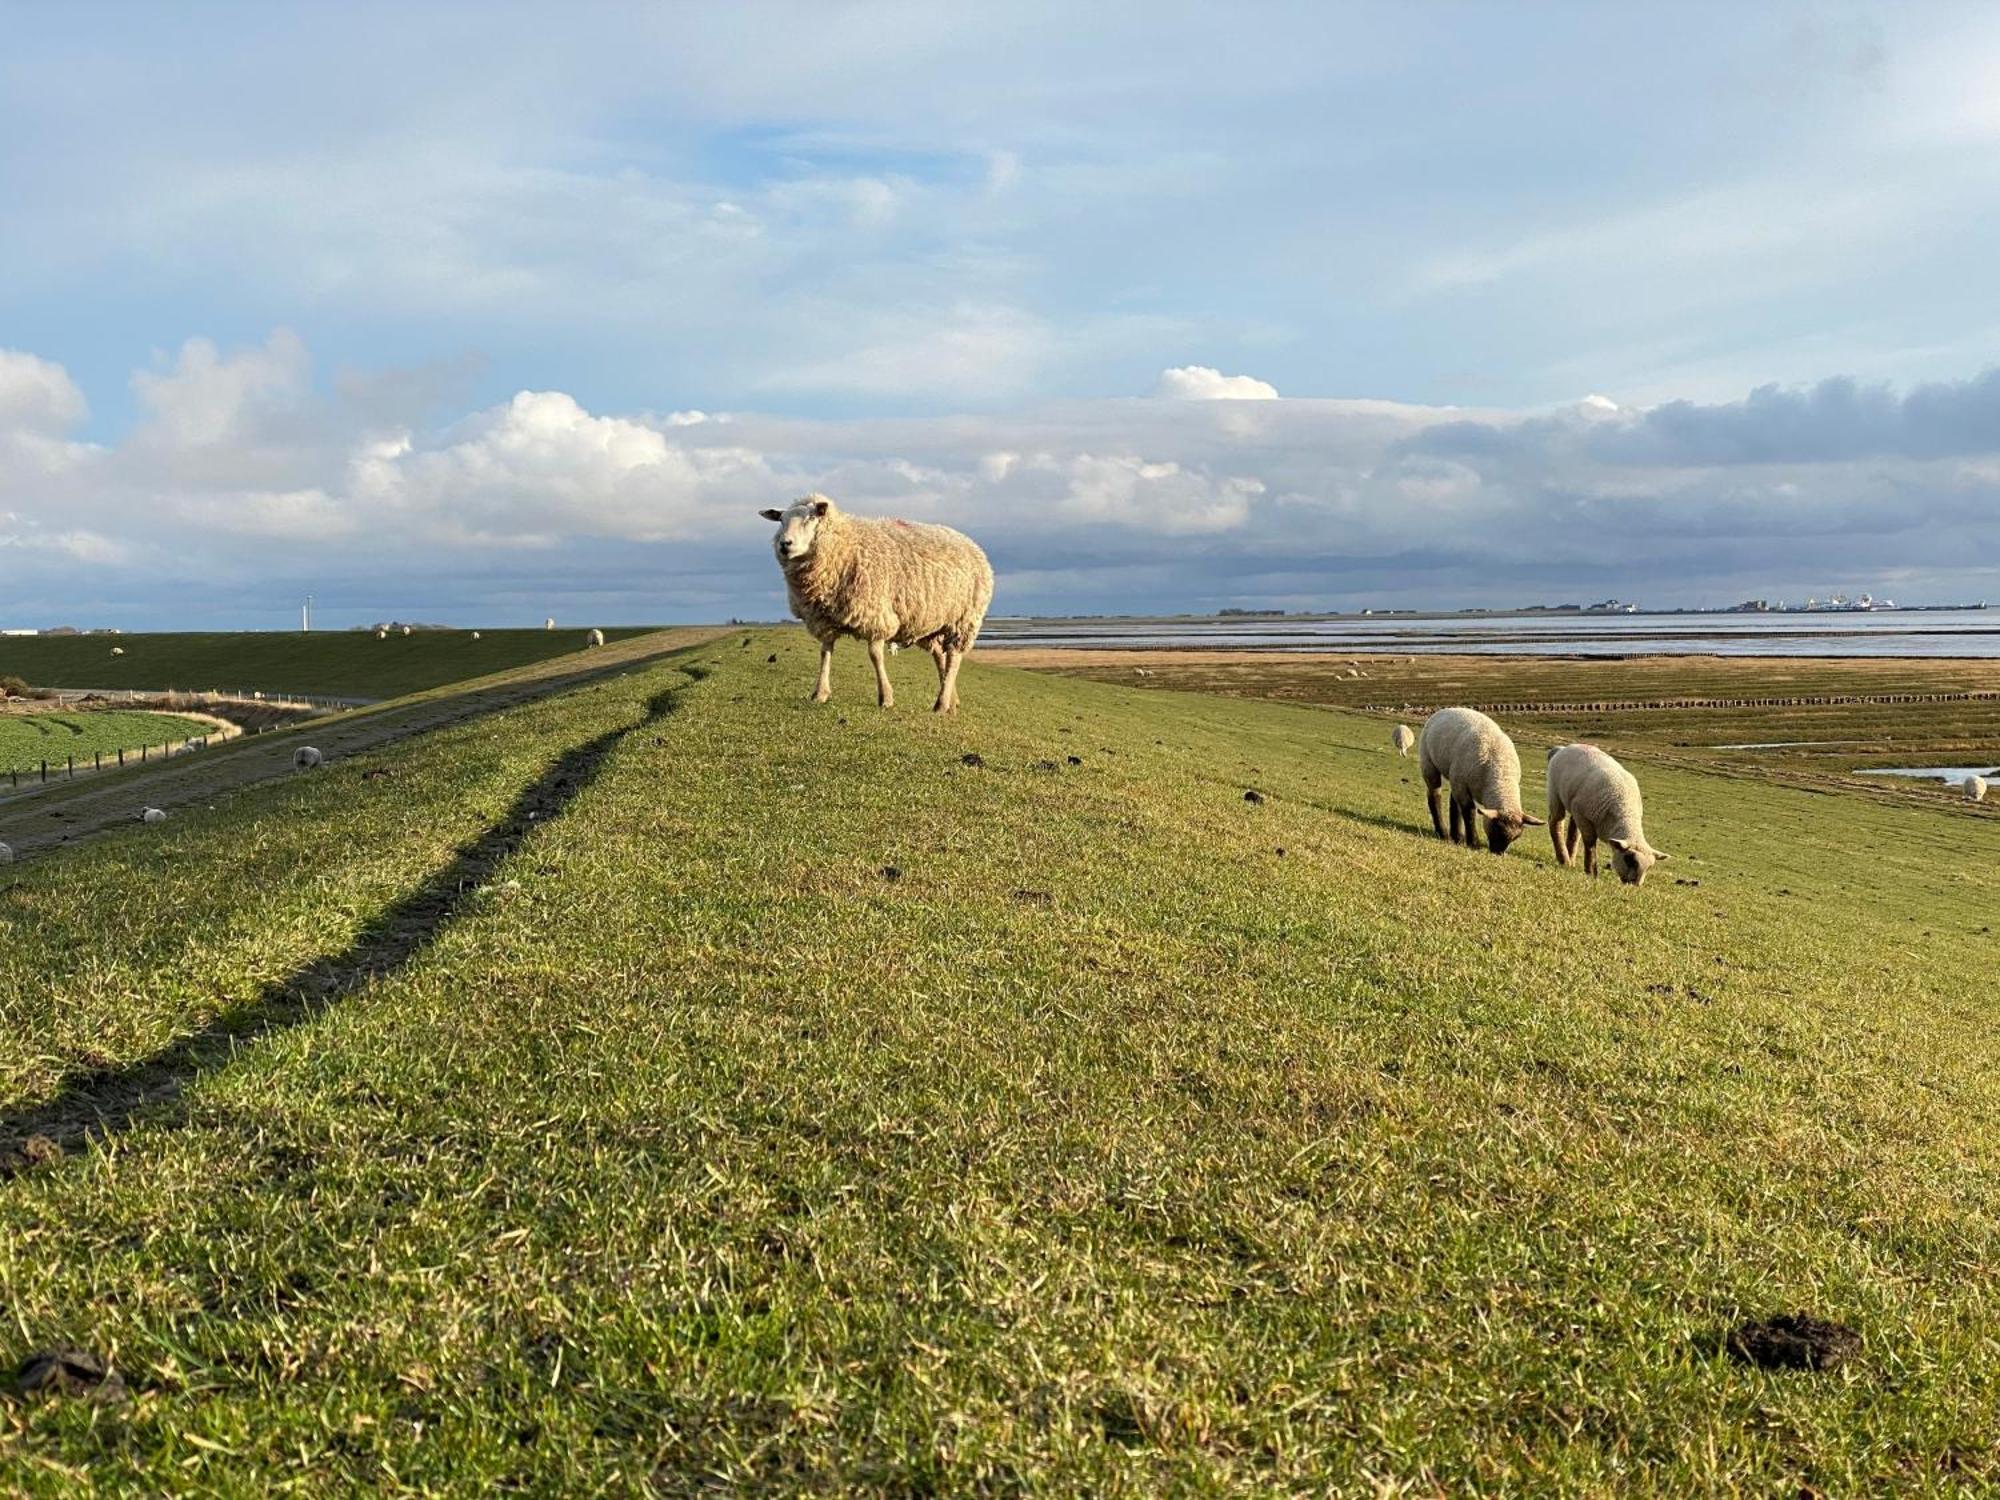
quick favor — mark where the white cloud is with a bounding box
[0,349,88,433]
[1154,365,1279,400]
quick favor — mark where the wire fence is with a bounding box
[3,731,219,791]
[44,687,374,710]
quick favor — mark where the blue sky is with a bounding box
[3,1,1998,628]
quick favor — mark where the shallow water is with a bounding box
[1854,766,1999,783]
[985,607,2000,657]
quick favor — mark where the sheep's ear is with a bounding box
[1519,813,1546,826]
[1473,801,1498,820]
[1607,837,1634,852]
[811,498,831,517]
[759,508,784,522]
[1649,848,1671,863]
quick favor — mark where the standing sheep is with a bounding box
[759,494,994,713]
[1967,775,1990,803]
[110,646,125,657]
[1417,707,1543,854]
[585,628,605,648]
[139,807,166,825]
[1545,743,1671,884]
[293,746,323,770]
[1391,724,1415,757]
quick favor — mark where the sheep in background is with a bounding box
[0,841,13,864]
[1391,724,1415,757]
[140,807,166,825]
[471,630,482,640]
[1417,707,1543,854]
[544,617,556,631]
[760,493,994,713]
[110,646,125,657]
[1967,775,1990,803]
[585,628,605,648]
[377,629,387,639]
[293,746,323,770]
[1546,743,1671,884]
[401,625,412,637]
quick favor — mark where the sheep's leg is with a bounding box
[1425,774,1448,840]
[1549,808,1570,866]
[867,638,894,709]
[1565,821,1582,861]
[1447,794,1464,845]
[812,640,834,703]
[937,649,965,714]
[1582,833,1598,877]
[1460,796,1484,850]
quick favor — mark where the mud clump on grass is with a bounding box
[1725,1314,1861,1371]
[1066,755,1083,766]
[767,653,779,663]
[1033,759,1060,772]
[361,767,393,783]
[10,1349,128,1405]
[0,1134,65,1175]
[960,753,984,768]
[1012,888,1053,905]
[1243,790,1266,805]
[881,865,903,882]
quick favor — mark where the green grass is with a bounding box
[0,628,658,701]
[0,635,1996,1493]
[0,711,217,778]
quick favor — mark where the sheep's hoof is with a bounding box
[811,691,832,704]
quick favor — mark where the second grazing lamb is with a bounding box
[1417,707,1543,854]
[1391,724,1415,757]
[1545,743,1671,885]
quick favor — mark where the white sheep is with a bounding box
[585,628,605,648]
[0,841,13,864]
[401,625,412,637]
[1391,724,1415,757]
[377,629,388,639]
[293,746,323,770]
[110,646,125,657]
[471,630,482,640]
[544,617,556,631]
[140,807,166,824]
[1966,775,1990,803]
[1546,743,1671,884]
[1417,707,1543,854]
[760,493,995,713]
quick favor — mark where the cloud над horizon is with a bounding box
[3,331,1997,628]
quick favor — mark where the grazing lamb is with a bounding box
[293,746,323,770]
[140,807,166,825]
[0,841,13,864]
[471,630,481,640]
[1966,775,1990,803]
[759,493,994,713]
[110,646,125,657]
[1417,707,1543,854]
[1545,743,1670,885]
[585,628,605,648]
[1391,724,1415,757]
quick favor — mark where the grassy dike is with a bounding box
[0,631,1996,1493]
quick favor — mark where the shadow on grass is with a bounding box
[0,669,705,1171]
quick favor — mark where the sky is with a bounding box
[3,1,1998,629]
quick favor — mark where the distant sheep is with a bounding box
[544,617,556,631]
[1391,724,1415,757]
[1967,775,1990,803]
[110,646,125,657]
[1417,707,1543,854]
[401,625,412,637]
[140,807,166,825]
[760,493,994,713]
[471,630,482,640]
[1546,743,1670,884]
[377,629,387,639]
[293,746,323,770]
[585,628,605,648]
[0,841,12,864]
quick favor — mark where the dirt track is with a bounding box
[0,628,724,863]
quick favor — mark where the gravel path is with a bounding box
[0,627,724,862]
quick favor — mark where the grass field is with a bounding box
[0,628,659,701]
[1004,648,2000,807]
[0,711,218,778]
[1,634,1996,1492]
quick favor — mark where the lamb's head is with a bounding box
[1607,837,1669,886]
[1474,803,1544,855]
[759,494,836,567]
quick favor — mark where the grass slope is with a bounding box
[0,635,1996,1493]
[0,711,216,777]
[0,628,657,701]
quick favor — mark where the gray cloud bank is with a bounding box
[3,336,1997,628]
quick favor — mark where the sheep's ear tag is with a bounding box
[759,508,784,522]
[812,499,830,517]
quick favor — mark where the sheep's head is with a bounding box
[1607,837,1668,885]
[1475,803,1544,855]
[760,495,835,566]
